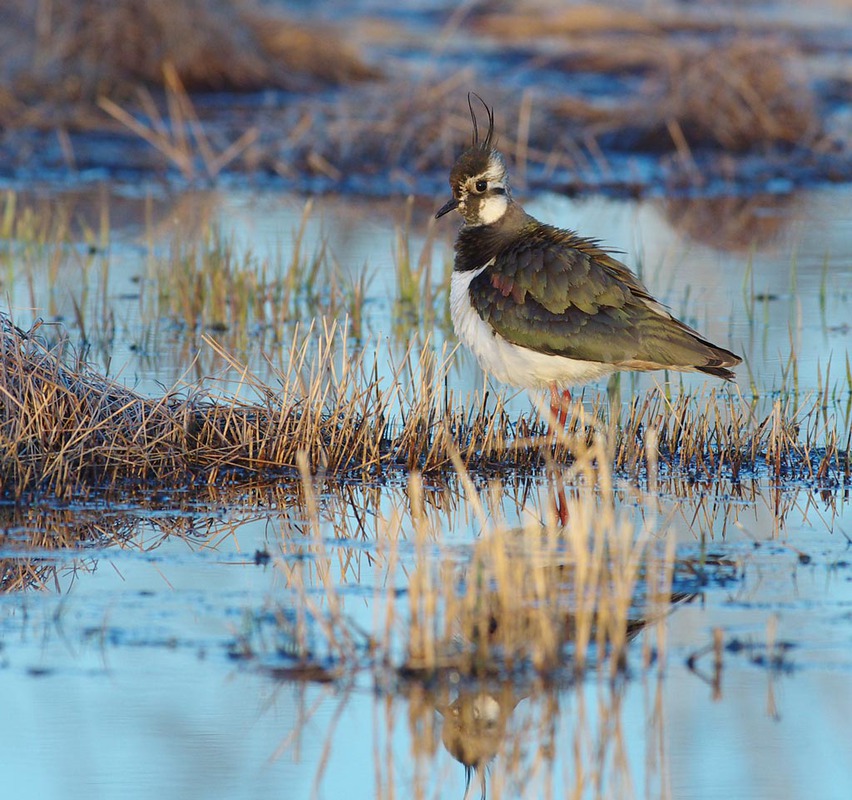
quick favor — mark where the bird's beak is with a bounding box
[435,197,459,219]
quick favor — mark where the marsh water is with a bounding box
[0,178,850,800]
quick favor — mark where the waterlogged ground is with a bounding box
[0,178,850,800]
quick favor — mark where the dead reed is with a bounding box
[267,472,684,796]
[238,443,746,691]
[1,313,848,502]
[400,449,674,680]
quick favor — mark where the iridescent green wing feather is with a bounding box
[469,225,735,373]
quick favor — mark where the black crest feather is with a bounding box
[467,92,495,150]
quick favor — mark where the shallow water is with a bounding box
[1,489,851,799]
[6,183,850,399]
[1,176,851,799]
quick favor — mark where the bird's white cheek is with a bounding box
[477,194,508,225]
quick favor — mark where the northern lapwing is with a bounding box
[436,95,741,430]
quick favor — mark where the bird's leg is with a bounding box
[558,388,572,428]
[549,383,572,434]
[546,384,571,523]
[555,483,569,526]
[547,465,569,526]
[549,382,561,431]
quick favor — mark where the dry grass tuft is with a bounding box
[0,316,198,495]
[551,37,818,153]
[652,38,817,151]
[0,315,517,498]
[0,0,378,129]
[1,313,849,503]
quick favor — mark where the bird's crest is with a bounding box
[468,92,495,151]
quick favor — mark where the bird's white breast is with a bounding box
[450,265,615,390]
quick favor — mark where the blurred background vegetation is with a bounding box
[0,0,848,191]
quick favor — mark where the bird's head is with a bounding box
[435,94,511,227]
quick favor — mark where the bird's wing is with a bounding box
[469,229,732,371]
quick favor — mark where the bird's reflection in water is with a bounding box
[438,683,523,800]
[405,561,702,799]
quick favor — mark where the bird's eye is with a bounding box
[475,179,487,192]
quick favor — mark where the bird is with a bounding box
[436,95,741,429]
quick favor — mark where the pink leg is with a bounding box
[555,482,569,526]
[549,383,572,433]
[548,383,571,524]
[558,388,572,428]
[549,382,561,427]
